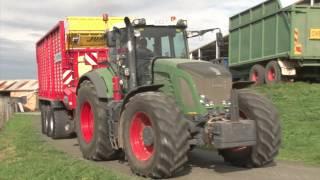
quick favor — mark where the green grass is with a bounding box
[254,82,320,165]
[0,114,132,180]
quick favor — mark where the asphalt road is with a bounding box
[33,115,320,180]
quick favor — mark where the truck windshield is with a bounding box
[135,27,188,59]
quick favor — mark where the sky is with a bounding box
[0,0,299,80]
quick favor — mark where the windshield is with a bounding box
[135,27,188,59]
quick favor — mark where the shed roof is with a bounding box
[0,80,38,92]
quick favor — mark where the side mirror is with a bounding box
[216,32,224,47]
[106,31,116,47]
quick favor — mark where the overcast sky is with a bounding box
[0,0,298,80]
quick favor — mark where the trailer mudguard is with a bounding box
[77,68,115,98]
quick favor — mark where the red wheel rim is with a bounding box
[80,102,94,143]
[251,71,258,82]
[129,112,154,161]
[267,67,276,81]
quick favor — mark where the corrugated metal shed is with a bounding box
[189,36,229,61]
[0,80,38,92]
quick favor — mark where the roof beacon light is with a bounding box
[177,19,188,28]
[132,18,146,26]
[102,13,109,22]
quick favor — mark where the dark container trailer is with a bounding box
[228,0,320,84]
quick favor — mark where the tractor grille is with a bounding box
[177,62,232,105]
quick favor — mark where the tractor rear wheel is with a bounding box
[122,92,189,178]
[219,89,281,167]
[249,64,265,85]
[75,80,116,160]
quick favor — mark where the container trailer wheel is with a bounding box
[219,89,281,167]
[121,92,189,178]
[249,64,265,85]
[75,80,116,160]
[265,61,282,84]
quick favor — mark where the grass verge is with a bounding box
[254,82,320,165]
[0,114,131,180]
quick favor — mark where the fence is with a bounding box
[0,95,14,130]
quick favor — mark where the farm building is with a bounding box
[0,80,38,127]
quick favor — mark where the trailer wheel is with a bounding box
[122,92,189,178]
[249,64,265,85]
[219,89,281,167]
[51,109,71,139]
[47,108,54,137]
[75,80,116,160]
[265,61,282,84]
[40,104,48,135]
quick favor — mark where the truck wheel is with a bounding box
[219,89,281,167]
[249,64,265,85]
[265,61,282,84]
[75,80,116,160]
[122,92,189,178]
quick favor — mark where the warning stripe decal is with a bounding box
[63,70,72,79]
[84,53,98,65]
[63,70,73,85]
[294,28,302,55]
[64,75,73,85]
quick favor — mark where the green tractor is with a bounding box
[75,17,281,178]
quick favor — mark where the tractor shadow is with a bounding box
[173,148,277,178]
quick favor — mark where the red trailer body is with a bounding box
[36,21,109,110]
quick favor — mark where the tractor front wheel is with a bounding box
[219,89,281,167]
[122,92,189,178]
[75,80,116,160]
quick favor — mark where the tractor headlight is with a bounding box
[199,94,212,107]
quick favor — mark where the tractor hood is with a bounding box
[153,59,232,114]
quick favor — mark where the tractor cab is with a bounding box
[106,17,189,87]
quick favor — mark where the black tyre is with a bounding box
[122,92,189,178]
[40,104,47,135]
[219,89,281,167]
[51,109,71,139]
[249,64,265,85]
[75,80,116,160]
[265,61,282,84]
[47,108,54,137]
